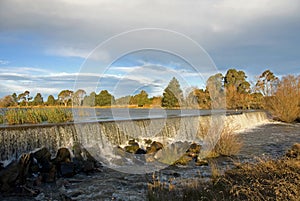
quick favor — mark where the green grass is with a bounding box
[2,108,73,125]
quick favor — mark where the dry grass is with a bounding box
[148,156,300,201]
[199,121,243,158]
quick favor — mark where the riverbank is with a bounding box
[148,144,300,201]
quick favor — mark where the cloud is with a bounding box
[0,60,9,65]
[0,63,208,98]
[0,0,299,93]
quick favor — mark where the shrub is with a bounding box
[266,75,300,123]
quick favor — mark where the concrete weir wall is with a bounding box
[0,111,268,162]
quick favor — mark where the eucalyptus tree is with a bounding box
[58,90,73,107]
[255,70,279,96]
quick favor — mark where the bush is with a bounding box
[266,75,300,123]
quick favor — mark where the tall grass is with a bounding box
[0,114,4,124]
[199,121,243,158]
[148,156,300,201]
[2,108,73,125]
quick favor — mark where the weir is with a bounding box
[0,111,268,162]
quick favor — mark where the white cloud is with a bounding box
[0,60,10,65]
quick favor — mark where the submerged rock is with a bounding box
[125,142,140,154]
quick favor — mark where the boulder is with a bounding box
[0,153,32,192]
[59,162,76,178]
[125,142,140,154]
[72,143,100,172]
[33,147,51,163]
[32,147,53,177]
[53,148,71,163]
[187,143,201,158]
[146,141,163,154]
[135,148,147,154]
[173,154,193,166]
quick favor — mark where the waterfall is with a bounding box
[0,111,269,162]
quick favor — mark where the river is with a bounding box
[1,115,299,201]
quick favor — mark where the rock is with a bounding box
[195,159,209,166]
[128,139,137,145]
[0,162,4,171]
[72,143,100,172]
[0,153,32,192]
[35,192,45,201]
[187,143,201,154]
[82,161,95,173]
[59,162,76,178]
[41,163,56,182]
[173,154,193,165]
[125,142,140,154]
[54,148,71,163]
[286,143,300,159]
[146,141,163,154]
[144,139,152,145]
[135,148,147,154]
[33,147,51,163]
[32,147,54,179]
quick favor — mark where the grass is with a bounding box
[2,108,73,125]
[0,114,3,124]
[148,155,300,201]
[199,121,243,158]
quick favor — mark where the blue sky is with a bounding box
[0,0,299,99]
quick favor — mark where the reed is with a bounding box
[2,108,73,125]
[0,114,4,124]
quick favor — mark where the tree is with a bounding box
[0,95,16,107]
[186,88,210,109]
[206,73,225,109]
[83,92,96,106]
[32,93,44,106]
[115,95,131,105]
[95,90,115,106]
[129,90,149,107]
[17,90,32,106]
[58,90,73,106]
[161,77,183,108]
[255,70,279,96]
[46,95,56,106]
[12,93,18,103]
[73,89,86,106]
[224,69,250,94]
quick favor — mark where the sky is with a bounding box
[0,0,299,99]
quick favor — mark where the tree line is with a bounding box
[0,68,299,122]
